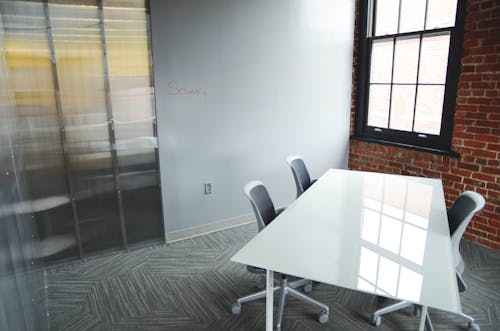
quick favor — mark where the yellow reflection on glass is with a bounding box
[104,0,156,173]
[50,1,112,173]
[1,0,161,258]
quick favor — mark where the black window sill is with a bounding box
[350,135,461,158]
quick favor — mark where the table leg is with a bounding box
[266,269,274,331]
[418,306,428,331]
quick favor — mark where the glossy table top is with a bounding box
[232,169,461,314]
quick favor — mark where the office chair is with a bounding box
[286,155,317,198]
[231,180,329,330]
[370,191,486,331]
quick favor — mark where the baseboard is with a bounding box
[165,213,255,243]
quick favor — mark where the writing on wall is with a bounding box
[168,80,207,100]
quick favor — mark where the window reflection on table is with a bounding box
[357,173,434,302]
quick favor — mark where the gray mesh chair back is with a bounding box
[370,190,485,330]
[448,191,486,277]
[286,155,312,198]
[244,181,277,232]
[235,181,329,328]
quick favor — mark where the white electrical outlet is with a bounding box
[204,183,212,194]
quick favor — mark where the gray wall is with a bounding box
[150,0,354,233]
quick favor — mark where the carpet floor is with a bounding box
[47,223,500,330]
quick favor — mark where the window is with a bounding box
[354,0,466,154]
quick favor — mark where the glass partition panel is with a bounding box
[49,0,122,253]
[104,0,163,243]
[0,2,48,329]
[1,0,162,263]
[2,0,78,262]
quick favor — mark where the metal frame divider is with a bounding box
[97,0,128,248]
[17,0,164,258]
[145,0,166,242]
[145,0,161,175]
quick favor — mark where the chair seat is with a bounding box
[234,180,329,330]
[369,190,485,331]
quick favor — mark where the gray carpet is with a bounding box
[47,223,500,330]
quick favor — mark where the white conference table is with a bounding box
[231,169,461,330]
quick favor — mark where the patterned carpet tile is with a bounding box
[47,224,500,330]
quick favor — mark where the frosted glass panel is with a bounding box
[50,2,111,167]
[49,1,122,253]
[367,85,390,128]
[414,85,445,135]
[390,85,415,131]
[1,2,48,330]
[374,0,399,36]
[393,37,420,84]
[370,39,393,83]
[0,0,161,261]
[103,0,154,170]
[2,0,78,262]
[103,1,163,244]
[418,34,450,84]
[426,0,457,29]
[399,0,426,33]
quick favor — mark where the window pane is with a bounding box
[389,85,415,131]
[374,0,399,36]
[370,39,393,83]
[426,0,457,29]
[418,34,450,84]
[393,37,420,84]
[367,85,391,128]
[414,85,445,134]
[399,0,426,33]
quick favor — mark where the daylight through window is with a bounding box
[355,0,465,153]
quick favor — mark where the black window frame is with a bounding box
[354,0,467,155]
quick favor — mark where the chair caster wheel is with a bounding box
[413,305,421,317]
[370,314,381,327]
[468,322,480,331]
[304,282,312,293]
[318,311,329,324]
[231,303,241,315]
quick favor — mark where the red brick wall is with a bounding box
[349,0,500,249]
